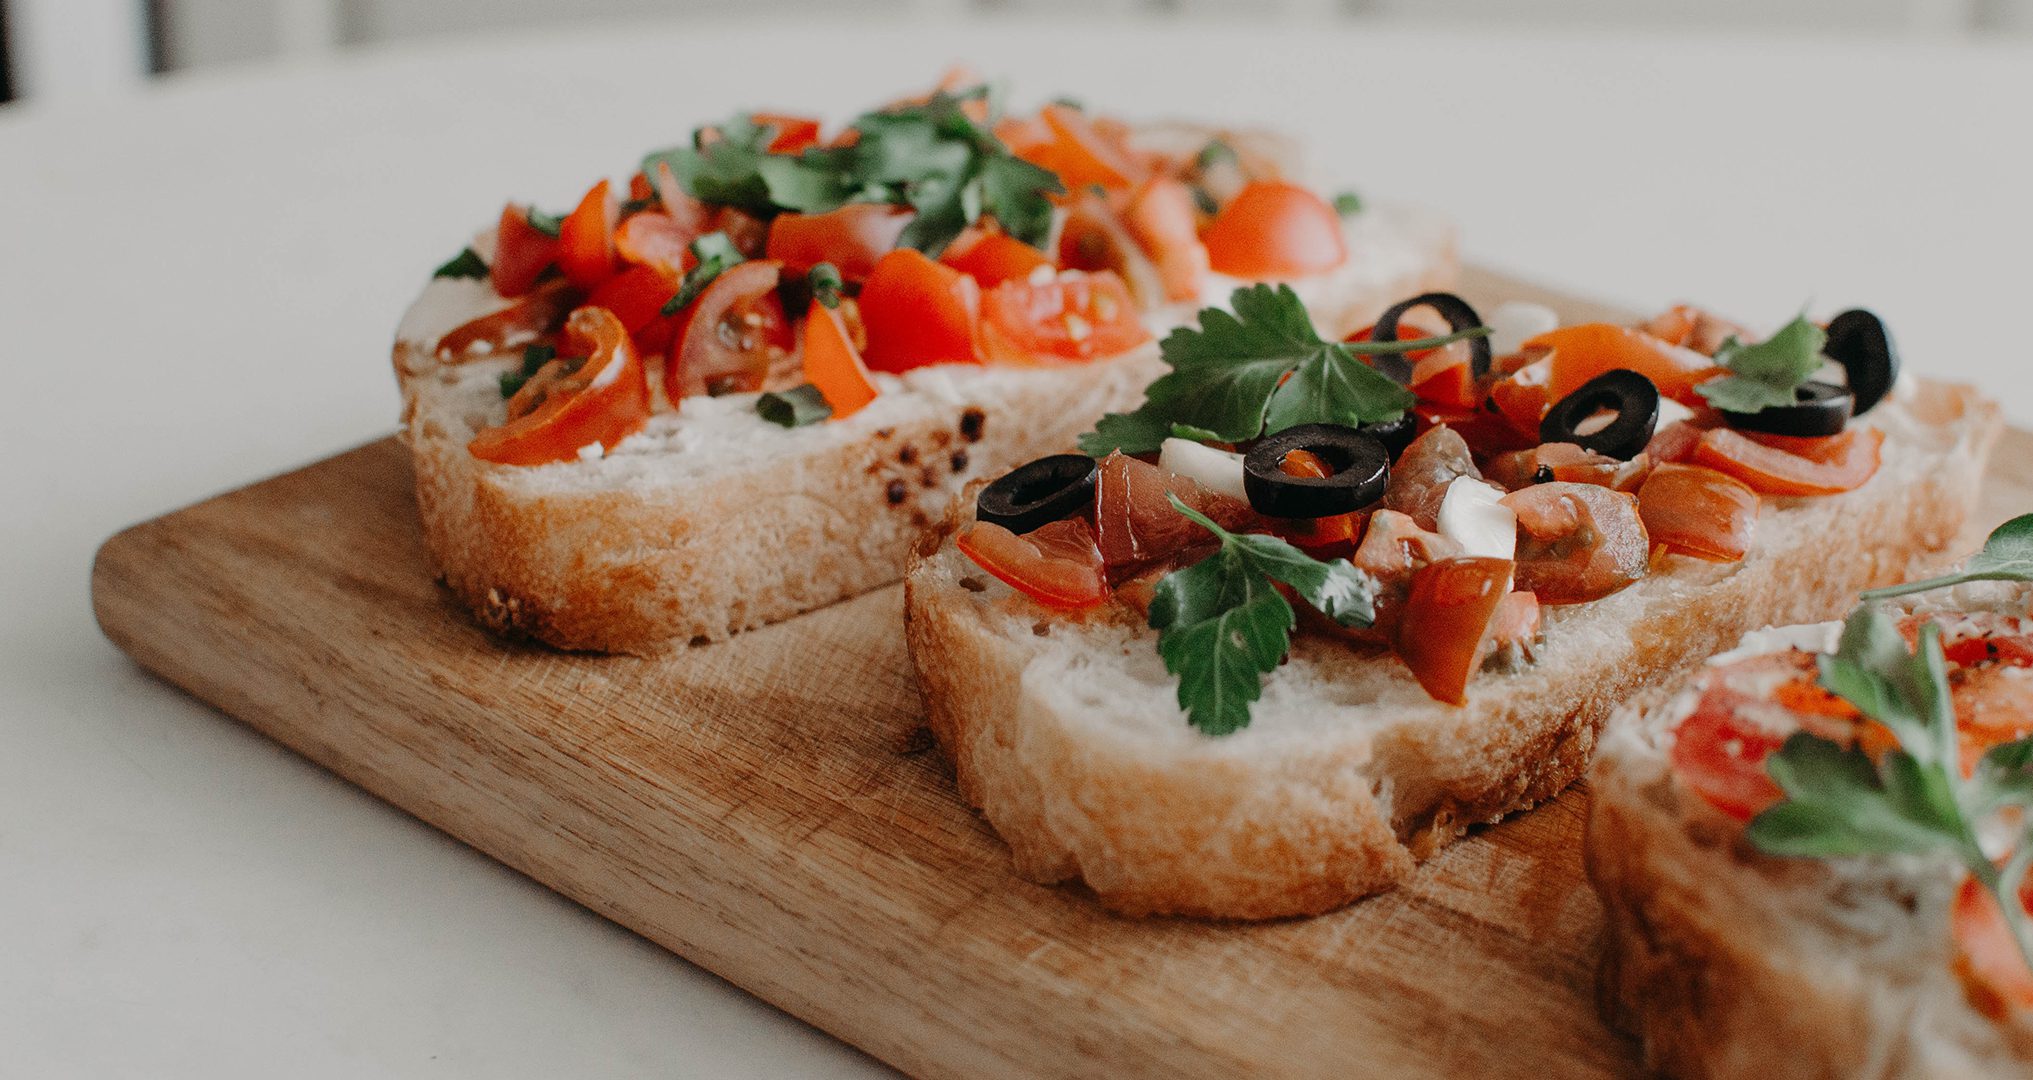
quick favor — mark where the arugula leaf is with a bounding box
[1693,314,1828,413]
[526,208,565,238]
[1078,285,1436,456]
[660,232,746,316]
[433,247,488,279]
[1861,514,2033,600]
[756,384,833,428]
[1332,191,1364,216]
[498,344,557,398]
[1148,497,1374,734]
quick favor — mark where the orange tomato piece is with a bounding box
[1035,103,1140,190]
[764,203,915,282]
[859,248,985,372]
[1394,556,1516,705]
[558,179,619,290]
[491,203,561,299]
[438,278,577,359]
[750,112,822,154]
[801,299,878,419]
[940,231,1052,288]
[1690,427,1884,497]
[665,260,793,400]
[467,306,651,466]
[980,271,1150,364]
[1637,462,1760,562]
[585,263,681,346]
[1954,875,2033,1020]
[1201,181,1347,280]
[1123,176,1210,302]
[955,518,1109,611]
[1524,323,1722,402]
[613,211,698,276]
[1274,449,1360,556]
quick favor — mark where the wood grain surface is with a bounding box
[90,270,2032,1079]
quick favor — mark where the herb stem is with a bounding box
[1970,842,2033,979]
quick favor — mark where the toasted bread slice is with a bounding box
[1588,583,2033,1079]
[902,379,2001,919]
[395,205,1457,652]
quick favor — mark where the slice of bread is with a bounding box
[902,378,2002,919]
[1588,584,2033,1079]
[395,205,1458,652]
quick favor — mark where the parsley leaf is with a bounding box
[1861,514,2033,600]
[1693,314,1829,413]
[1149,497,1374,734]
[1748,734,1965,857]
[660,232,746,316]
[433,247,488,279]
[1080,285,1457,456]
[756,384,833,427]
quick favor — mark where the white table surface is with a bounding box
[3,16,2029,1077]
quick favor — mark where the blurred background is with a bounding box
[5,0,2031,104]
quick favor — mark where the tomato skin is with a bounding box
[1393,557,1515,706]
[1524,323,1721,402]
[940,232,1052,289]
[614,210,698,276]
[1637,462,1760,562]
[1123,176,1209,302]
[438,278,577,358]
[1201,181,1348,280]
[557,179,619,290]
[1670,680,1788,821]
[491,203,561,298]
[1691,427,1884,497]
[1953,876,2033,1020]
[980,271,1151,364]
[765,203,915,282]
[1002,103,1140,191]
[585,263,680,336]
[1646,419,1707,464]
[750,112,821,154]
[467,306,651,467]
[665,260,793,401]
[955,518,1109,610]
[859,249,985,372]
[801,299,878,419]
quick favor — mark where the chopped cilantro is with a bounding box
[757,384,833,427]
[1332,191,1364,216]
[661,232,746,316]
[498,344,557,398]
[433,247,488,280]
[808,262,845,309]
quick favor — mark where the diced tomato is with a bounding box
[1123,176,1210,302]
[665,260,793,400]
[1646,419,1707,464]
[557,179,619,290]
[1001,103,1141,191]
[647,163,717,236]
[980,271,1151,364]
[941,231,1053,289]
[585,263,680,336]
[859,249,984,372]
[1056,194,1164,307]
[801,299,878,420]
[1669,679,1788,821]
[765,203,916,282]
[1691,427,1884,497]
[750,112,822,154]
[1394,557,1515,705]
[613,211,698,276]
[1931,613,2033,668]
[1488,356,1555,433]
[1273,449,1361,556]
[1200,181,1347,281]
[1637,463,1760,562]
[491,203,561,298]
[1502,482,1650,604]
[1411,403,1539,458]
[1953,875,2033,1020]
[955,518,1109,610]
[1093,451,1256,575]
[468,306,650,466]
[438,279,577,358]
[1524,323,1722,402]
[1642,305,1748,356]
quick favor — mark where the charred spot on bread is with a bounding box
[885,479,909,505]
[899,444,919,465]
[959,408,987,442]
[950,450,969,474]
[959,575,988,592]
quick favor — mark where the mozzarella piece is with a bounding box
[1656,394,1696,429]
[1706,621,1844,667]
[1159,438,1249,503]
[1436,477,1516,560]
[1486,301,1560,358]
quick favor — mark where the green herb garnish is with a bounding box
[526,208,565,238]
[1149,496,1375,735]
[809,262,845,309]
[1079,285,1482,456]
[498,344,557,398]
[756,384,833,428]
[1194,140,1238,170]
[1693,313,1828,414]
[1332,191,1364,216]
[433,247,488,279]
[1860,515,2033,600]
[660,232,746,316]
[642,88,1062,256]
[1747,606,2033,973]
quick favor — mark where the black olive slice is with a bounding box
[976,454,1098,534]
[1822,309,1899,416]
[1538,369,1659,460]
[1359,414,1416,459]
[1720,379,1853,437]
[1367,292,1493,385]
[1243,424,1390,518]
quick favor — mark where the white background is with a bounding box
[2,17,2029,1078]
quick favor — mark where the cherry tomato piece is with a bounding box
[750,112,822,154]
[859,249,984,372]
[1691,427,1884,497]
[1201,181,1347,280]
[614,211,698,276]
[941,232,1052,289]
[666,260,794,400]
[1524,323,1722,402]
[491,203,561,298]
[980,271,1150,364]
[1637,463,1760,562]
[1124,176,1210,302]
[438,279,577,358]
[801,299,878,419]
[955,518,1109,610]
[1670,680,1787,821]
[468,306,651,466]
[1393,556,1515,705]
[765,203,915,282]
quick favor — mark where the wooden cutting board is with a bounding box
[90,269,2030,1080]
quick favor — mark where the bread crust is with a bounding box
[904,381,2001,920]
[395,218,1458,652]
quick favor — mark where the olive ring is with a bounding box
[1242,424,1391,519]
[976,454,1098,534]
